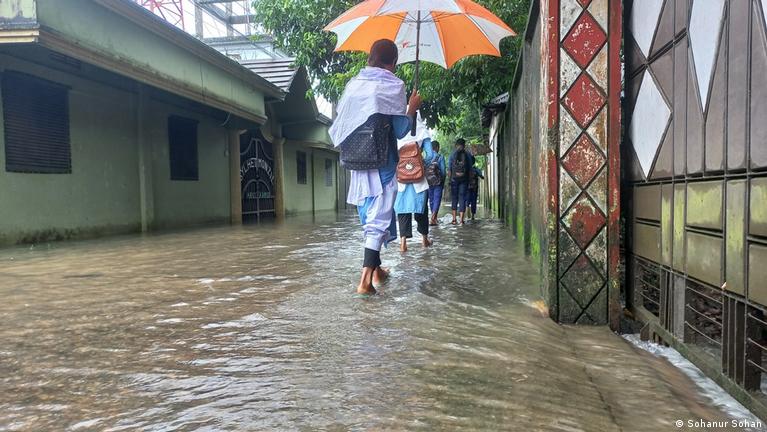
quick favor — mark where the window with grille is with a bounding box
[296,151,307,185]
[325,159,333,187]
[2,71,71,174]
[168,116,198,181]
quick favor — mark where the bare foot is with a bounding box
[400,238,408,253]
[422,237,433,247]
[357,267,376,295]
[356,284,377,295]
[372,267,390,286]
[451,220,458,225]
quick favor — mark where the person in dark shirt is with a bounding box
[424,140,446,225]
[466,166,485,221]
[447,138,474,225]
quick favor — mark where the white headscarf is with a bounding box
[329,66,407,147]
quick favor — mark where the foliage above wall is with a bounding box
[251,0,530,138]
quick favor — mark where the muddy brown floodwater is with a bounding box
[0,213,753,431]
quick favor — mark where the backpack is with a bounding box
[451,151,468,180]
[468,169,479,190]
[425,155,442,186]
[338,114,392,170]
[396,142,425,183]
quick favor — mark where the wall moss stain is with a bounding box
[516,213,525,243]
[661,184,673,266]
[749,244,767,306]
[529,228,541,261]
[686,180,724,230]
[673,184,686,271]
[18,228,77,244]
[9,223,141,247]
[633,185,661,221]
[750,177,767,237]
[634,223,661,263]
[686,232,723,287]
[725,181,746,295]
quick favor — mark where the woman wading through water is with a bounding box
[395,116,435,252]
[329,39,422,295]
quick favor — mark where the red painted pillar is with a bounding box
[543,0,622,327]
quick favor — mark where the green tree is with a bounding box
[252,0,530,136]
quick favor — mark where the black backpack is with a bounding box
[425,155,442,186]
[468,169,479,190]
[451,151,468,180]
[338,114,393,170]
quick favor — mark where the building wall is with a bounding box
[0,50,239,245]
[0,52,141,244]
[148,100,231,228]
[624,0,767,412]
[312,148,338,212]
[282,140,314,215]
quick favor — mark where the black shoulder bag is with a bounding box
[338,114,393,171]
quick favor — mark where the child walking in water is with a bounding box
[425,140,446,226]
[395,117,435,252]
[329,39,421,295]
[466,165,485,221]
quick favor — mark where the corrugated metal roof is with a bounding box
[239,58,298,92]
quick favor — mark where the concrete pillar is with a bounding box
[136,84,155,232]
[541,0,622,328]
[337,168,345,211]
[228,129,243,225]
[272,137,286,221]
[310,149,316,215]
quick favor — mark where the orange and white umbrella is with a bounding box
[324,0,516,69]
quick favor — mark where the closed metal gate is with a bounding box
[624,0,767,392]
[240,129,275,223]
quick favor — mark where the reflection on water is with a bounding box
[0,213,748,431]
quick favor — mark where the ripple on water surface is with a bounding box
[0,215,754,431]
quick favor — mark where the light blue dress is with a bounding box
[394,137,436,214]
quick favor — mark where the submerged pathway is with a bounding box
[0,213,751,431]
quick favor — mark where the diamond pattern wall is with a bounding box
[628,0,664,58]
[562,12,607,68]
[562,134,605,188]
[563,74,606,127]
[689,0,726,111]
[556,0,615,325]
[628,72,671,177]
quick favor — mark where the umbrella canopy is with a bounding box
[324,0,516,69]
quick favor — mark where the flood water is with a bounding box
[0,212,756,431]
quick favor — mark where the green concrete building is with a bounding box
[0,0,338,246]
[241,59,344,218]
